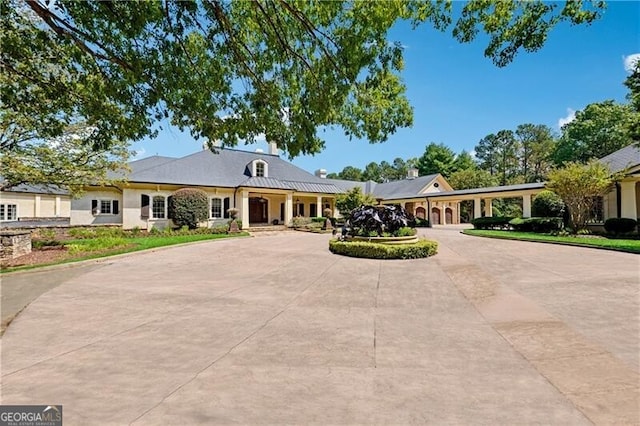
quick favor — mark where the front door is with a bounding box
[445,208,453,224]
[249,198,268,224]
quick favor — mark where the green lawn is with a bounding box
[463,229,640,254]
[1,232,249,273]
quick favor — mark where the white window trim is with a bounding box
[0,203,18,221]
[210,197,224,219]
[151,195,167,219]
[252,159,268,178]
[94,199,118,216]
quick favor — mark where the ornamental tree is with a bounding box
[546,161,614,231]
[335,187,376,217]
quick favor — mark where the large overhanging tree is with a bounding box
[1,0,604,190]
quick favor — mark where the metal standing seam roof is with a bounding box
[123,148,342,194]
[426,182,546,198]
[599,143,640,174]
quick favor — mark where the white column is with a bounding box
[241,190,249,230]
[457,202,461,224]
[316,196,323,217]
[285,193,294,225]
[522,194,532,218]
[34,195,41,217]
[484,198,492,217]
[620,181,638,219]
[55,196,61,217]
[473,198,482,219]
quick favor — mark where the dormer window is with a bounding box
[252,159,268,177]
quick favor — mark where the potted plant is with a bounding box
[227,208,240,233]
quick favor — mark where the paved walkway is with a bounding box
[1,228,638,424]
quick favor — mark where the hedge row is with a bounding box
[509,217,564,233]
[329,239,438,259]
[604,218,638,234]
[470,216,514,229]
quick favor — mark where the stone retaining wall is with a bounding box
[0,231,32,261]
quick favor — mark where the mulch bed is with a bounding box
[1,246,69,268]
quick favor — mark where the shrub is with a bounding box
[290,217,312,228]
[604,218,637,234]
[395,227,416,237]
[509,217,564,233]
[414,218,430,227]
[169,188,209,229]
[311,217,327,223]
[532,190,565,217]
[470,216,513,230]
[329,239,438,259]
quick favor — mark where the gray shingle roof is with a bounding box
[599,143,640,174]
[371,174,439,199]
[127,148,341,193]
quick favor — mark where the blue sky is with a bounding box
[132,1,639,175]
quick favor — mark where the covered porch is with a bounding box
[236,188,336,229]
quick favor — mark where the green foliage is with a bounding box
[414,218,430,227]
[475,130,520,185]
[2,0,604,162]
[453,150,477,172]
[546,161,614,231]
[169,188,209,229]
[290,217,312,228]
[532,190,565,217]
[515,123,556,182]
[417,142,457,178]
[448,168,499,190]
[554,101,639,164]
[66,237,129,255]
[329,239,438,259]
[396,227,417,237]
[311,217,327,223]
[335,187,376,217]
[470,216,514,230]
[604,218,638,234]
[0,123,130,195]
[509,217,564,233]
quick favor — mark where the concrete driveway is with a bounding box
[1,228,638,424]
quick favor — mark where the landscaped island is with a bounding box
[329,205,438,259]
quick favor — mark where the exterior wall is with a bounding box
[71,189,123,226]
[0,192,71,220]
[121,187,236,230]
[0,231,31,260]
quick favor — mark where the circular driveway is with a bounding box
[1,228,638,424]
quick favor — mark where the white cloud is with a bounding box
[558,108,576,129]
[132,148,146,159]
[623,53,640,73]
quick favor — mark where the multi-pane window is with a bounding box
[100,200,112,214]
[588,196,604,223]
[0,204,17,221]
[211,198,222,218]
[256,162,265,177]
[152,196,165,219]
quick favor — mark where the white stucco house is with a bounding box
[1,142,639,229]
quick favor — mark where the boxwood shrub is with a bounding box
[329,239,438,259]
[509,217,564,233]
[604,218,638,234]
[470,216,514,230]
[532,190,565,217]
[169,188,209,229]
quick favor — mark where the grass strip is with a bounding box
[463,229,640,254]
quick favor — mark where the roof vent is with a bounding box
[315,169,327,179]
[255,148,264,153]
[407,168,419,179]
